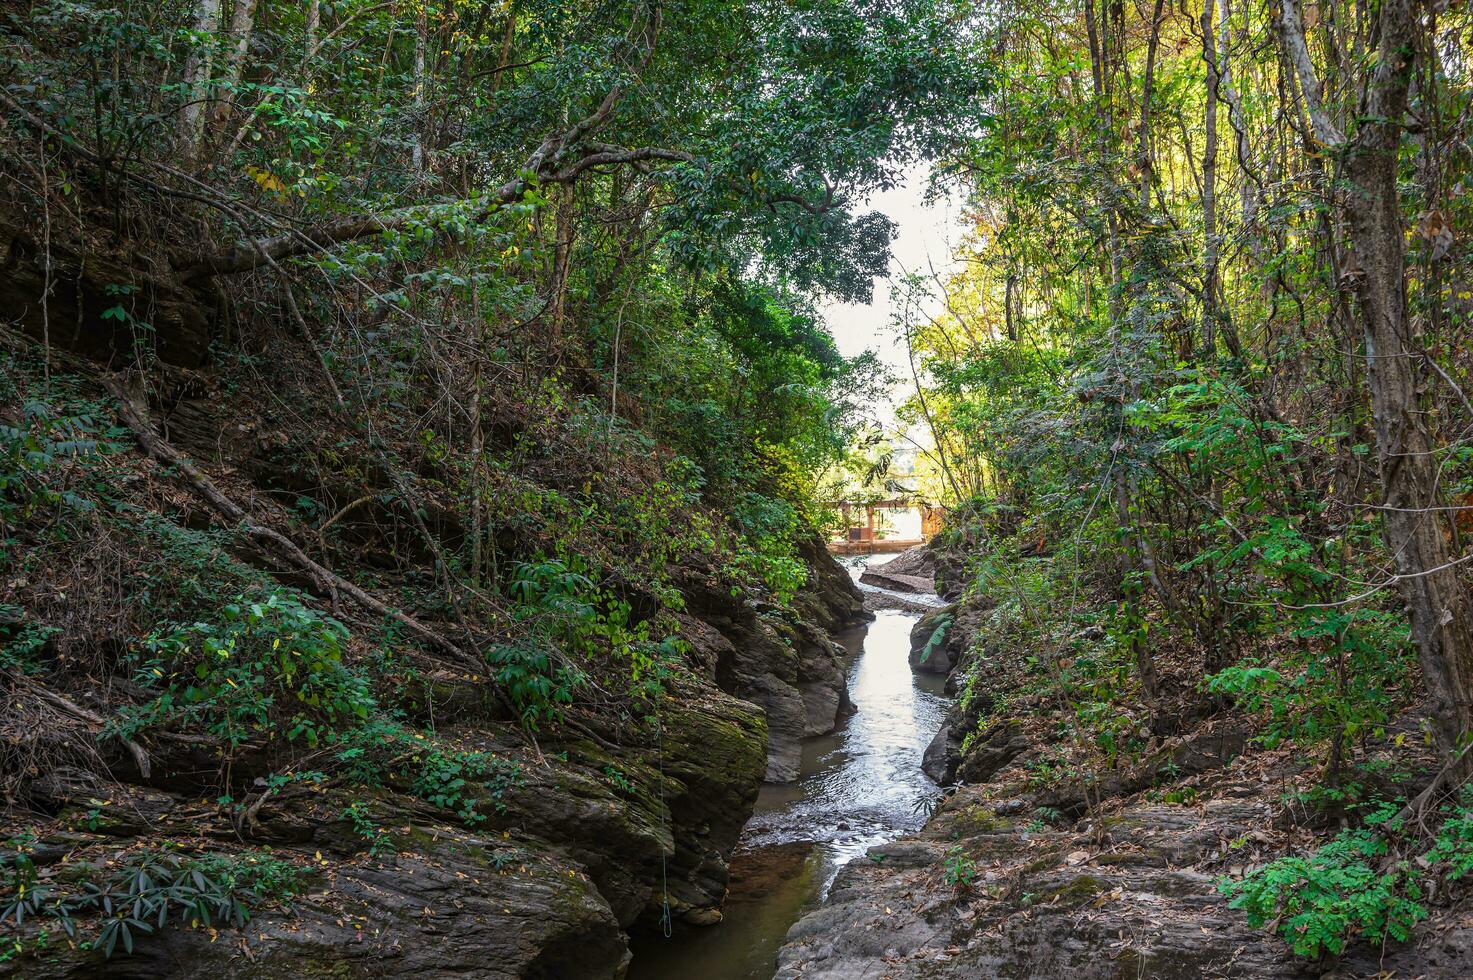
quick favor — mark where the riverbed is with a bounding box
[630,561,947,979]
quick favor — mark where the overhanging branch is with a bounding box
[180,2,675,280]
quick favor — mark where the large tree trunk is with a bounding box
[222,0,256,90]
[214,0,257,129]
[1310,0,1473,753]
[1200,0,1221,356]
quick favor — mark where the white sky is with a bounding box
[820,168,967,423]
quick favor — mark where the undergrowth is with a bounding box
[1222,792,1473,960]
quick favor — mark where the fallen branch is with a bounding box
[1396,739,1473,831]
[315,493,376,550]
[103,376,481,671]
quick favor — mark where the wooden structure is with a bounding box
[827,498,947,555]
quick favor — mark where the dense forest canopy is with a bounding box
[0,0,986,615]
[897,0,1473,760]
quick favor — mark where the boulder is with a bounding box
[921,722,959,784]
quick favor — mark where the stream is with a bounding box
[630,559,948,979]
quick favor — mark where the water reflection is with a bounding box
[742,611,947,892]
[630,562,947,980]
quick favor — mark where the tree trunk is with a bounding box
[1137,0,1165,213]
[214,0,257,128]
[1200,0,1221,356]
[1326,0,1473,753]
[223,0,256,89]
[305,0,321,54]
[412,4,428,172]
[178,0,222,155]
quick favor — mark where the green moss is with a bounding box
[957,804,1012,832]
[1037,874,1106,907]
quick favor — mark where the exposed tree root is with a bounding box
[15,676,151,779]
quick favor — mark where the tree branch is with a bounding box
[1277,0,1346,147]
[103,376,481,671]
[181,4,672,280]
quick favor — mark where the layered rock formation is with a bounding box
[2,536,865,979]
[680,540,867,782]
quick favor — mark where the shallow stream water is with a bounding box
[629,560,947,979]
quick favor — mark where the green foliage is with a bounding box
[0,605,58,673]
[1283,759,1407,816]
[1,845,298,961]
[120,513,267,624]
[1205,603,1413,753]
[1425,789,1473,882]
[120,590,373,747]
[411,744,520,826]
[719,481,818,606]
[1222,820,1427,960]
[943,846,978,892]
[342,802,395,858]
[491,557,685,726]
[0,377,124,527]
[602,765,635,796]
[332,719,523,827]
[920,613,954,665]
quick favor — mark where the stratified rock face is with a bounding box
[487,683,768,932]
[0,203,213,368]
[3,545,850,979]
[654,688,771,922]
[859,545,936,595]
[712,609,850,783]
[6,798,631,980]
[4,684,767,980]
[793,534,870,633]
[678,542,866,783]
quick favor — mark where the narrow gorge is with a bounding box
[11,2,1473,979]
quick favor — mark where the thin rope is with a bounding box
[656,701,672,938]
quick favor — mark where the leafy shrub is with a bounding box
[1222,818,1426,959]
[1205,603,1412,756]
[1,847,298,960]
[412,744,521,825]
[943,846,977,892]
[1425,788,1473,881]
[491,557,684,725]
[0,381,123,526]
[342,802,395,857]
[332,719,523,826]
[121,590,373,746]
[0,605,58,673]
[729,491,809,604]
